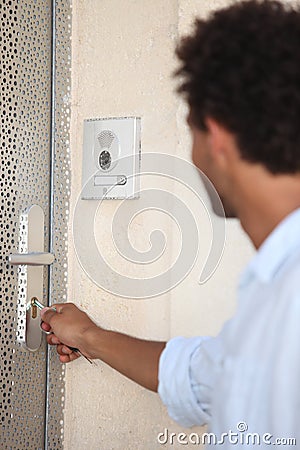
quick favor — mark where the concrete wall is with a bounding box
[64,1,253,449]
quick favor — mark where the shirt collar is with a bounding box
[240,207,300,286]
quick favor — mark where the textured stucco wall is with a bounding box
[65,1,253,449]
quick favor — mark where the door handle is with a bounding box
[9,252,55,266]
[9,204,55,351]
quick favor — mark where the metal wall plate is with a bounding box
[9,205,55,351]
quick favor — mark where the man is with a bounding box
[42,0,300,447]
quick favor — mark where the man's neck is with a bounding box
[236,172,300,249]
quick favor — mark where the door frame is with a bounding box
[46,1,72,448]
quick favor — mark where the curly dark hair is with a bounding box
[176,0,300,174]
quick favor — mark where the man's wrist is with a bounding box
[79,325,107,359]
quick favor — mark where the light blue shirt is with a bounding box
[158,208,300,448]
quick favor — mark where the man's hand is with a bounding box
[41,302,166,391]
[40,303,99,363]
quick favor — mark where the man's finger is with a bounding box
[40,307,57,324]
[59,353,79,364]
[56,344,73,355]
[41,321,51,332]
[47,334,61,345]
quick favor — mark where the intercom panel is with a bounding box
[81,116,141,199]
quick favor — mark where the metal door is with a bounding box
[0,1,71,448]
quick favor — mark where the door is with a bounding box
[0,1,71,448]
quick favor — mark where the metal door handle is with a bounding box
[9,204,55,351]
[9,252,55,266]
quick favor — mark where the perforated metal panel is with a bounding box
[0,1,71,448]
[46,0,71,448]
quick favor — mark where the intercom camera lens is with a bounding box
[99,150,111,170]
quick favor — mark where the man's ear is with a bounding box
[205,117,233,166]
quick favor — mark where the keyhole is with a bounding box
[31,298,38,319]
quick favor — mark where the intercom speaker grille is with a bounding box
[98,130,115,148]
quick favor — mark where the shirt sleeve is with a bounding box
[158,335,224,428]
